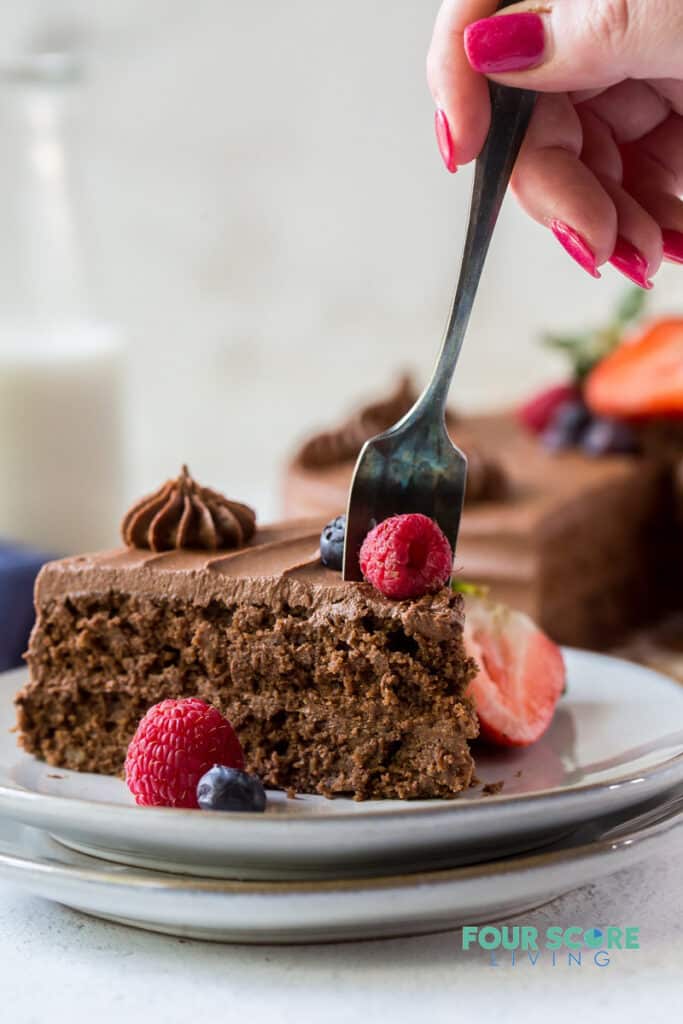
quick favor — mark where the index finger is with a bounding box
[427,0,500,167]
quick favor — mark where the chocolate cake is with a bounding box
[17,518,478,800]
[284,388,680,649]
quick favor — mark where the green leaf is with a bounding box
[451,579,489,598]
[542,333,586,351]
[615,287,647,326]
[538,287,648,381]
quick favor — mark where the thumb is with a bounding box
[464,0,683,91]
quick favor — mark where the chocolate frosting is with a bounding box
[295,375,507,503]
[121,465,256,552]
[38,519,465,641]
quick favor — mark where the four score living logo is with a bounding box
[461,924,640,968]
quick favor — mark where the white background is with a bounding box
[0,1,680,523]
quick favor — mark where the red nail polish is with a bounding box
[609,237,653,289]
[464,13,545,74]
[662,229,683,264]
[434,109,457,173]
[550,221,601,279]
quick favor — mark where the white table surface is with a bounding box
[0,826,681,1024]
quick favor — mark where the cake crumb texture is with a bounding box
[17,587,478,800]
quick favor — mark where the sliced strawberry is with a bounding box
[463,595,565,747]
[517,383,581,435]
[585,318,683,419]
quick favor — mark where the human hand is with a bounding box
[427,0,683,286]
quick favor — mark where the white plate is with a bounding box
[0,796,680,943]
[1,650,682,879]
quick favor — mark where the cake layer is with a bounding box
[18,522,478,800]
[284,413,680,647]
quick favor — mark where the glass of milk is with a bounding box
[0,45,127,554]
[0,325,126,553]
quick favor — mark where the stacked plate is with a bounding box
[0,649,682,943]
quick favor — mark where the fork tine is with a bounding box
[343,421,467,580]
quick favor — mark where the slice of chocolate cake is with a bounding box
[17,498,478,800]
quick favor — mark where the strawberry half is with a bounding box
[463,595,565,747]
[585,318,683,419]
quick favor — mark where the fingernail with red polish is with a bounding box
[662,229,683,264]
[434,109,457,173]
[464,13,545,74]
[609,237,653,289]
[550,221,601,279]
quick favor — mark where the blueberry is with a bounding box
[581,417,640,457]
[320,514,346,570]
[197,765,266,812]
[542,399,591,451]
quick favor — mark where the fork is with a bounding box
[343,39,536,580]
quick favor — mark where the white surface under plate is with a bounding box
[1,651,682,879]
[0,796,680,944]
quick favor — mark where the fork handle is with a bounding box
[422,7,536,415]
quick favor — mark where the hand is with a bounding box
[427,0,683,286]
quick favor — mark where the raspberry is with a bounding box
[517,383,580,435]
[125,697,245,808]
[359,513,453,600]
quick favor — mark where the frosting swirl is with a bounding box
[298,375,419,468]
[122,466,256,552]
[295,375,508,504]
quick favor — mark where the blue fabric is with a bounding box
[0,543,53,672]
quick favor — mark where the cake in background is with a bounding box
[284,292,683,652]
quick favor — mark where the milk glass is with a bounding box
[0,50,126,553]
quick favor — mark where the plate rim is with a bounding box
[0,794,681,896]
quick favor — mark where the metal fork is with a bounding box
[343,71,536,579]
